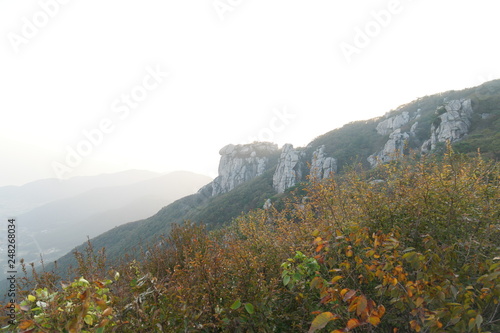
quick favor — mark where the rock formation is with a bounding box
[272,144,305,193]
[376,111,411,135]
[368,129,409,167]
[421,99,473,153]
[203,142,278,196]
[310,145,337,180]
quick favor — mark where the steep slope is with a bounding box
[49,79,500,277]
[52,149,280,274]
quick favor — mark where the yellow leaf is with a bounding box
[27,295,36,302]
[308,312,337,333]
[368,315,381,326]
[331,276,343,284]
[84,314,94,326]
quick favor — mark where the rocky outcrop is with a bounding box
[310,145,337,180]
[368,129,409,167]
[205,142,278,196]
[421,99,473,153]
[376,111,411,135]
[273,144,305,193]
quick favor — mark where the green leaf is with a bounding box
[244,303,255,314]
[308,312,337,333]
[230,300,241,310]
[476,314,483,329]
[283,275,291,286]
[402,251,418,263]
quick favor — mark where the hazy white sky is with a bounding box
[1,0,499,186]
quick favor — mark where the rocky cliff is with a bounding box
[369,98,474,167]
[201,142,278,196]
[421,98,474,153]
[202,96,481,195]
[272,144,338,193]
[272,144,305,193]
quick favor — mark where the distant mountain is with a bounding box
[47,79,500,277]
[3,171,211,266]
[0,169,161,218]
[0,171,211,302]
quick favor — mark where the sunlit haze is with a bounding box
[1,0,499,186]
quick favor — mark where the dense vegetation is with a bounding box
[4,149,500,332]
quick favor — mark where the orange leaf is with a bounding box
[346,318,361,330]
[348,299,358,313]
[94,280,105,288]
[102,307,113,316]
[18,320,35,330]
[97,318,110,328]
[410,320,421,332]
[377,305,386,317]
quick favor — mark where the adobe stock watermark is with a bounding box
[51,64,169,179]
[212,0,244,21]
[246,106,296,143]
[339,0,414,64]
[7,0,71,54]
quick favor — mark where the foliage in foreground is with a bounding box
[3,151,500,332]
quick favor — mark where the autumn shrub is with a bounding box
[4,150,499,332]
[284,151,500,332]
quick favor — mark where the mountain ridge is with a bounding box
[45,79,500,276]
